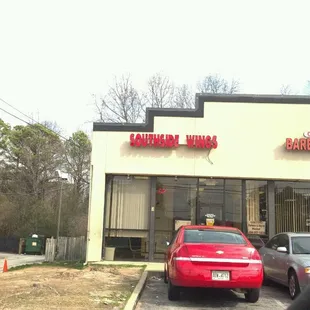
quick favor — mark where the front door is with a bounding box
[154,177,198,260]
[197,178,224,225]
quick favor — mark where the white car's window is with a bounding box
[184,229,246,244]
[278,234,289,251]
[292,237,310,254]
[265,236,279,250]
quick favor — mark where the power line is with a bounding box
[0,97,76,144]
[0,97,35,123]
[0,106,32,126]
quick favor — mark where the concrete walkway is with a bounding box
[92,260,164,272]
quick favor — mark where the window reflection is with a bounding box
[246,181,268,237]
[275,182,310,233]
[198,179,224,225]
[104,175,151,261]
[224,180,242,229]
[155,177,197,259]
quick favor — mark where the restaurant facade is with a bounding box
[86,94,310,262]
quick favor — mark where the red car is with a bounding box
[164,225,263,303]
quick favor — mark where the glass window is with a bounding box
[104,175,151,261]
[169,228,180,245]
[198,178,224,225]
[197,179,242,229]
[277,234,289,250]
[275,181,310,233]
[247,235,265,250]
[105,175,150,235]
[292,236,310,254]
[246,181,268,237]
[184,229,246,244]
[224,180,242,229]
[154,177,197,258]
[265,236,279,250]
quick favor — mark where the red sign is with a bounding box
[157,188,167,194]
[129,133,218,149]
[286,138,310,151]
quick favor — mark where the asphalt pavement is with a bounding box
[136,273,292,310]
[0,252,45,271]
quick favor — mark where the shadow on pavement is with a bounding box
[138,273,293,309]
[141,274,245,308]
[178,288,243,308]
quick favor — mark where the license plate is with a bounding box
[32,242,37,246]
[212,271,230,281]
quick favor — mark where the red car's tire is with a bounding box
[168,280,180,301]
[245,288,260,303]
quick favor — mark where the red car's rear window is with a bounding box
[184,229,246,244]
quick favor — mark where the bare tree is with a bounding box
[42,121,63,135]
[197,74,239,94]
[143,73,174,109]
[280,84,293,95]
[280,84,300,95]
[173,84,195,109]
[94,74,143,123]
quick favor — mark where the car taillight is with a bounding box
[173,245,191,270]
[174,245,190,261]
[251,250,262,263]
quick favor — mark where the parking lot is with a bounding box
[0,252,45,270]
[136,273,292,310]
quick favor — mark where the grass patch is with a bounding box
[9,260,87,272]
[91,263,147,269]
[2,261,142,309]
[99,288,132,307]
[9,261,147,272]
[9,264,36,271]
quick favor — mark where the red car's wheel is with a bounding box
[168,280,180,301]
[244,288,260,303]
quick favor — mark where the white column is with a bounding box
[86,165,106,262]
[86,132,107,262]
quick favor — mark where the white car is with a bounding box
[259,232,310,300]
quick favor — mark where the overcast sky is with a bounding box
[0,0,309,138]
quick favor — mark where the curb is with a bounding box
[124,270,148,310]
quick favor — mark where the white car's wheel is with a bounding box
[289,270,300,300]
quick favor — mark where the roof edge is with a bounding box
[93,93,310,132]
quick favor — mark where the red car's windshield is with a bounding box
[184,229,247,244]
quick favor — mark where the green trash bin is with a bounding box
[25,236,44,255]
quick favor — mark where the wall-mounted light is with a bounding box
[127,175,131,180]
[174,176,178,181]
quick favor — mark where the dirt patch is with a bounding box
[0,265,143,310]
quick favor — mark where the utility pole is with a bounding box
[56,180,64,240]
[56,176,67,240]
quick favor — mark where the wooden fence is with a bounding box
[45,236,86,262]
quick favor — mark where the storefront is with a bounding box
[86,94,310,262]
